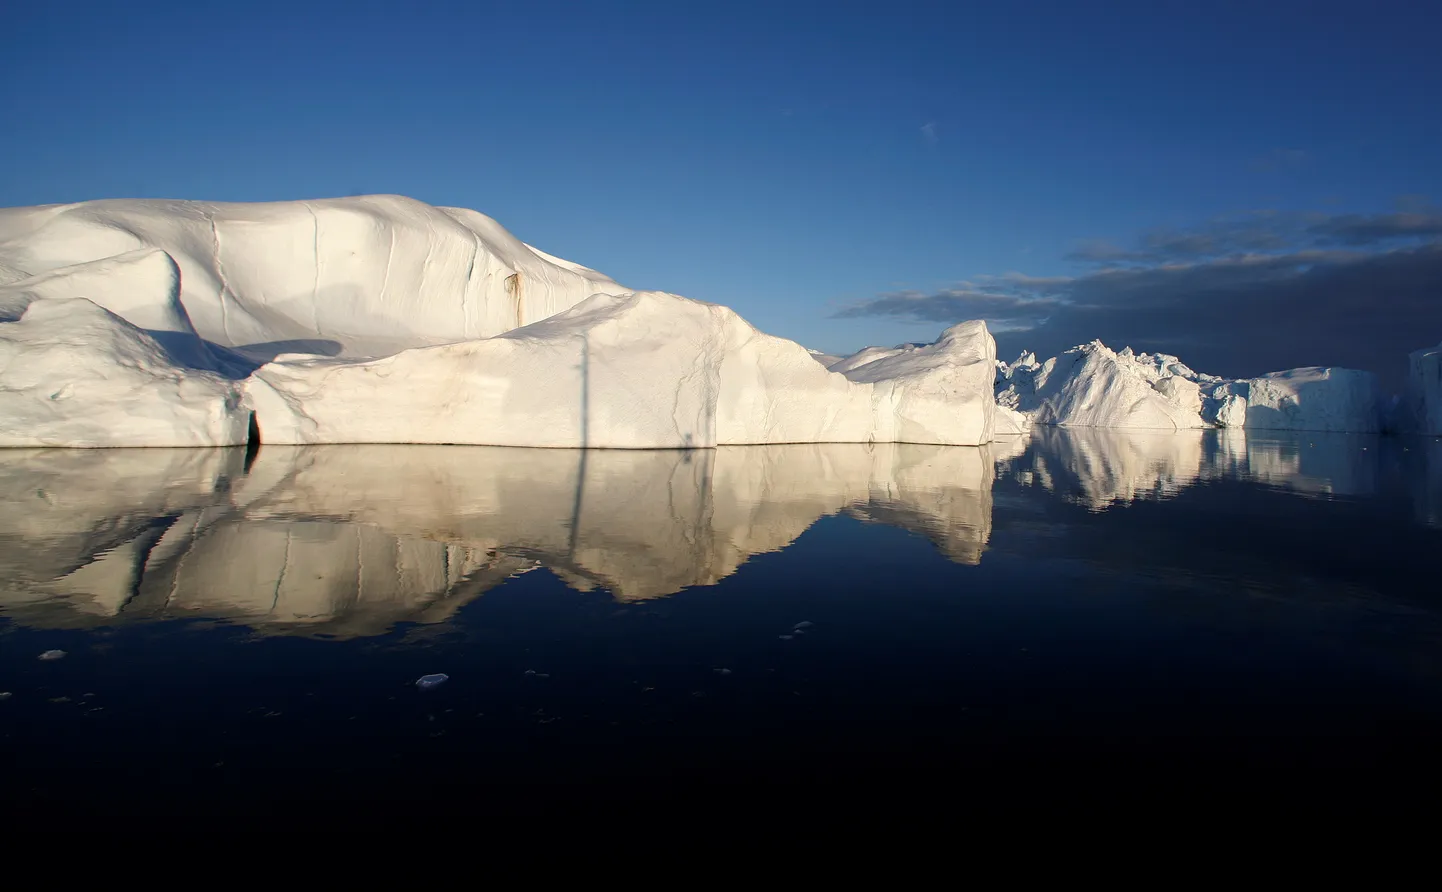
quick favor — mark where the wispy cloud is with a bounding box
[835,284,1061,329]
[1307,211,1442,245]
[1065,212,1312,263]
[920,121,938,145]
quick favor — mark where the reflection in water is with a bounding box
[6,432,1442,817]
[1414,438,1442,528]
[4,430,1438,638]
[0,443,993,636]
[1006,426,1435,513]
[1012,428,1205,509]
[1206,430,1381,497]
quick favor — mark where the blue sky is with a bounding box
[3,0,1440,382]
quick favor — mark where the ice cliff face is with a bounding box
[1239,367,1382,433]
[0,297,250,448]
[1408,340,1442,435]
[248,292,997,447]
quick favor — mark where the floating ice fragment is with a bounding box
[37,649,66,661]
[415,673,449,690]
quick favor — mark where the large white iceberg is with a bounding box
[1,196,998,448]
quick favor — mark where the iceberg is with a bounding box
[1239,367,1381,433]
[1,196,998,448]
[999,341,1208,430]
[1408,340,1441,435]
[992,341,1386,434]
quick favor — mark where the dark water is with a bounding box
[2,430,1441,817]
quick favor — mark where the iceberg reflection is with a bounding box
[1010,428,1205,509]
[1412,438,1442,528]
[1207,430,1380,497]
[0,442,994,636]
[1007,426,1419,509]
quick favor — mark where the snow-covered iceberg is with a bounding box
[989,341,1384,434]
[247,291,997,447]
[1,196,998,448]
[991,342,1209,430]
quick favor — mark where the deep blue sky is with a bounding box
[3,0,1440,380]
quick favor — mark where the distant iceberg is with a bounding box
[981,341,1389,434]
[1408,340,1442,435]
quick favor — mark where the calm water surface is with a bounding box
[2,430,1441,816]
